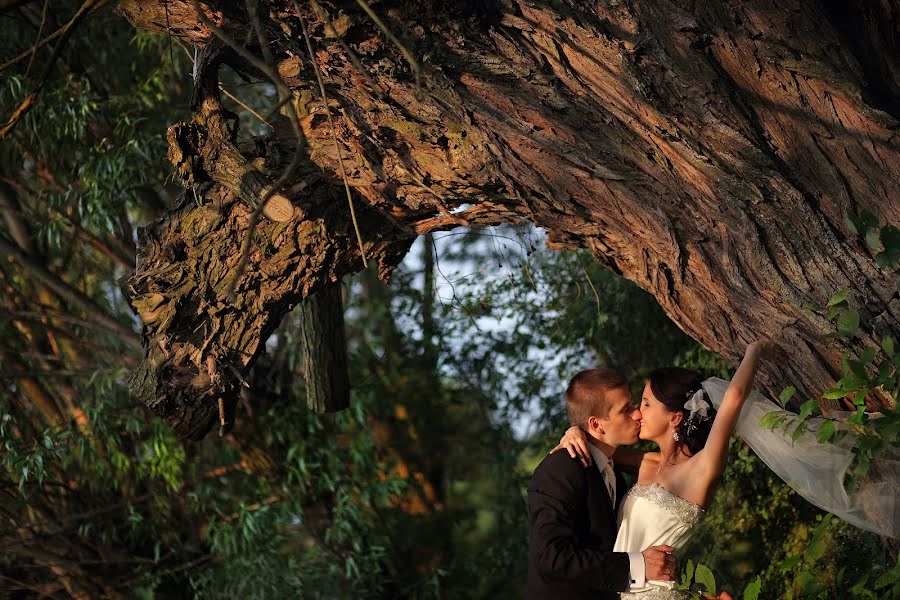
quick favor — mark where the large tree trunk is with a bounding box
[115,0,899,439]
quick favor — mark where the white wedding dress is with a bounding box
[614,482,704,600]
[609,376,899,599]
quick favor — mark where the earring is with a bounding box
[673,430,680,441]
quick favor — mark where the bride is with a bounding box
[553,340,775,599]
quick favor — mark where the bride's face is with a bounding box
[638,382,679,442]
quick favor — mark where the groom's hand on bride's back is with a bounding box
[641,545,677,581]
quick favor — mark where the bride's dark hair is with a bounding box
[646,367,716,456]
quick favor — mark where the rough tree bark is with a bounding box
[297,281,350,412]
[115,0,899,439]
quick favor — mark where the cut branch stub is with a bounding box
[167,118,295,223]
[170,42,297,224]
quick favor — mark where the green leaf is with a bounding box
[858,210,880,232]
[778,386,797,406]
[795,570,822,596]
[881,368,897,391]
[877,225,900,269]
[760,410,788,430]
[836,309,860,338]
[743,576,762,600]
[804,516,830,563]
[792,420,809,444]
[822,375,866,399]
[881,225,900,252]
[875,566,900,589]
[848,406,867,427]
[882,225,900,248]
[816,420,836,443]
[803,536,827,563]
[853,451,872,477]
[825,304,846,322]
[876,250,900,270]
[844,211,859,235]
[877,417,900,441]
[677,558,695,590]
[850,574,870,594]
[866,227,882,251]
[884,336,896,358]
[798,399,818,421]
[694,563,716,595]
[826,288,850,308]
[858,347,878,365]
[849,359,868,379]
[780,555,802,571]
[858,434,885,454]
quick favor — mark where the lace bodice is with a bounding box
[621,483,705,527]
[614,483,705,599]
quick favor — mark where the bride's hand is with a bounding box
[748,339,777,359]
[550,426,592,467]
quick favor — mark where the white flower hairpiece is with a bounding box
[684,389,711,425]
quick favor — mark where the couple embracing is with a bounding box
[526,341,775,599]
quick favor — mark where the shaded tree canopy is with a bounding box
[103,0,900,439]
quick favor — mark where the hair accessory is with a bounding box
[684,389,712,431]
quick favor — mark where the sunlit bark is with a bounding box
[117,0,899,438]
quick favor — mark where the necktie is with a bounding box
[604,459,616,505]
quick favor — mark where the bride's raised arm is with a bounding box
[696,340,775,478]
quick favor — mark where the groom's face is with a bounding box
[597,387,642,447]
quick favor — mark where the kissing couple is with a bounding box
[525,341,777,599]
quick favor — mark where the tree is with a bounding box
[3,4,897,597]
[101,0,898,439]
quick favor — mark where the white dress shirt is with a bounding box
[588,443,646,588]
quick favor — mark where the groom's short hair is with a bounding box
[565,368,628,428]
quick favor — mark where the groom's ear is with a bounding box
[587,415,604,435]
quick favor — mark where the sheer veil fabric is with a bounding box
[702,378,899,538]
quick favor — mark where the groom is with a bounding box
[526,368,677,599]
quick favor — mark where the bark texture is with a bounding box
[298,281,350,412]
[116,0,899,439]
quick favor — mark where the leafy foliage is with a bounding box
[763,287,899,484]
[845,210,900,271]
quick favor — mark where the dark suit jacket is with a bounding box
[525,451,630,600]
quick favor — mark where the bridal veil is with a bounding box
[702,377,899,538]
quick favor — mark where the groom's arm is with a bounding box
[527,453,632,591]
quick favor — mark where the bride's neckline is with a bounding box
[631,482,706,511]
